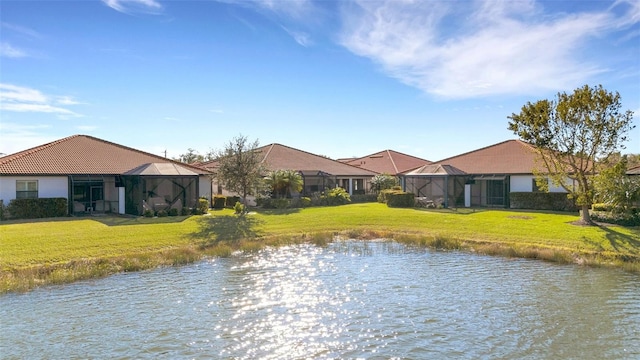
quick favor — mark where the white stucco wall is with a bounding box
[510,175,569,193]
[198,176,212,205]
[510,175,534,192]
[0,176,68,204]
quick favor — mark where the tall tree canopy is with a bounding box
[215,135,266,210]
[508,84,635,225]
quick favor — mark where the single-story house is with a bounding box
[0,135,213,216]
[338,149,431,176]
[199,143,378,199]
[401,140,571,208]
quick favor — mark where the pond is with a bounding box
[1,240,639,359]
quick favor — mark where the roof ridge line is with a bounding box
[0,134,80,166]
[386,149,399,174]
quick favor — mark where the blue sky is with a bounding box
[1,0,639,161]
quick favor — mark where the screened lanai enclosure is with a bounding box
[70,163,201,216]
[298,170,338,195]
[122,163,200,216]
[402,164,467,208]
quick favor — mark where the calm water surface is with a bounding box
[1,240,639,359]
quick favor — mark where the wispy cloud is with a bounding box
[76,125,98,132]
[1,22,41,38]
[0,42,28,58]
[0,84,83,118]
[281,26,313,47]
[335,0,640,99]
[102,0,163,15]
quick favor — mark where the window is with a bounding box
[16,180,38,199]
[532,178,546,192]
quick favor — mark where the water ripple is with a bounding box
[1,240,639,359]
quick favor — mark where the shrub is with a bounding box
[181,207,191,216]
[300,197,311,207]
[213,196,226,210]
[322,188,351,206]
[378,189,404,203]
[592,203,612,212]
[0,200,5,221]
[234,201,244,214]
[197,198,210,214]
[226,196,240,208]
[143,209,155,217]
[509,192,578,212]
[590,211,640,226]
[168,208,179,216]
[156,210,168,217]
[351,194,378,203]
[386,192,415,208]
[5,198,68,219]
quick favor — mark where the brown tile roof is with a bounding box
[200,143,378,177]
[0,134,210,175]
[628,165,640,175]
[434,140,543,175]
[342,149,431,175]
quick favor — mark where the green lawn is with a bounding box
[1,203,638,292]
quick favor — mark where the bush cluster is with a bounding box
[4,198,68,219]
[386,192,415,208]
[213,196,226,210]
[321,188,351,206]
[350,194,378,203]
[509,192,578,212]
[590,210,640,226]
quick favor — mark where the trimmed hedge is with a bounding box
[351,194,378,203]
[509,192,578,212]
[5,198,68,219]
[213,196,226,210]
[225,196,240,208]
[386,192,415,208]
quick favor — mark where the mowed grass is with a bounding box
[1,203,639,293]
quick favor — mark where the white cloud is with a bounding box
[338,0,637,99]
[281,26,313,47]
[0,42,28,58]
[0,84,82,118]
[102,0,163,14]
[1,22,41,38]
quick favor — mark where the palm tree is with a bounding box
[281,170,303,198]
[264,170,285,198]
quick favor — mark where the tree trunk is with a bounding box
[578,204,594,225]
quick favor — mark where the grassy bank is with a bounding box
[1,203,638,293]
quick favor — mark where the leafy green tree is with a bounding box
[508,84,635,225]
[370,173,398,193]
[593,156,640,214]
[175,148,204,164]
[214,135,266,212]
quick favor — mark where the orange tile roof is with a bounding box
[342,149,431,175]
[0,135,210,175]
[200,143,378,176]
[434,140,543,175]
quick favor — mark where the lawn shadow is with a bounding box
[91,215,193,226]
[1,214,195,226]
[598,224,640,256]
[191,214,264,246]
[255,208,301,216]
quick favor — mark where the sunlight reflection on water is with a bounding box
[1,240,639,359]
